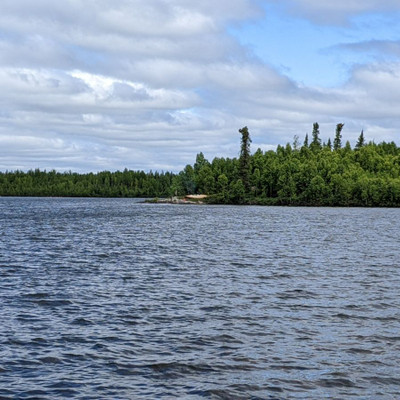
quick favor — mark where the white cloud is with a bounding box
[0,0,400,172]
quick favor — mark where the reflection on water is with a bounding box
[1,198,400,399]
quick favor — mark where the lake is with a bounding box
[1,198,400,399]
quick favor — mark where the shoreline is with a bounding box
[146,195,207,205]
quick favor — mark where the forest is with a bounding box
[1,123,400,206]
[0,169,174,198]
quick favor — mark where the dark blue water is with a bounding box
[1,198,400,399]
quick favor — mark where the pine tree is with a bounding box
[355,130,365,149]
[310,122,321,151]
[333,123,344,151]
[303,133,309,148]
[239,126,252,191]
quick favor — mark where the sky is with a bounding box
[1,0,400,173]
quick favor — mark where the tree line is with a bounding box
[1,124,400,206]
[0,169,174,198]
[172,124,400,206]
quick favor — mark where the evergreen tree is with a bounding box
[303,133,309,148]
[344,140,352,152]
[310,123,321,151]
[333,123,344,151]
[326,138,332,150]
[239,126,252,191]
[293,135,300,151]
[355,130,365,149]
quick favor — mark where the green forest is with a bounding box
[2,124,400,206]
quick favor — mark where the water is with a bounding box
[1,198,400,399]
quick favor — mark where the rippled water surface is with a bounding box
[1,198,400,399]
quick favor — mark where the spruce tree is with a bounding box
[333,123,344,151]
[303,133,309,148]
[355,130,365,149]
[239,126,252,191]
[310,122,322,151]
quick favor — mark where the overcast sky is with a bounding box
[1,0,400,172]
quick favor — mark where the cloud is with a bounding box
[0,0,400,173]
[272,0,400,25]
[335,40,400,58]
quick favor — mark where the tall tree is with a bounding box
[310,123,321,151]
[239,126,252,191]
[333,123,344,151]
[355,130,365,149]
[303,133,309,148]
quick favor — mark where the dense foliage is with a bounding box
[0,169,174,198]
[2,125,400,206]
[172,126,400,206]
